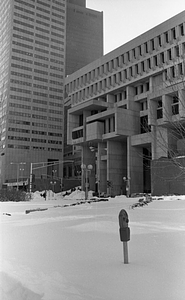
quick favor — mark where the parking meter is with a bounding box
[118,209,130,242]
[118,209,130,263]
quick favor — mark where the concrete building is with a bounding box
[63,0,103,190]
[0,0,66,191]
[65,11,185,196]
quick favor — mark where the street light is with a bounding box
[123,176,131,197]
[50,180,56,192]
[81,164,93,200]
[10,162,26,191]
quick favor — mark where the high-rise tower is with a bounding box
[66,0,103,76]
[0,0,66,190]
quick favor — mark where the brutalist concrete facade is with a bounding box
[65,11,185,196]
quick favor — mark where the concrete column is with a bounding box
[107,93,115,104]
[110,117,114,132]
[179,89,185,117]
[141,44,145,56]
[162,94,172,122]
[105,119,109,134]
[154,37,159,50]
[95,68,98,78]
[107,140,127,196]
[113,57,118,69]
[104,63,108,74]
[127,137,143,194]
[102,79,106,90]
[161,33,165,47]
[154,127,169,159]
[148,98,157,125]
[98,142,107,194]
[111,75,116,87]
[118,55,123,67]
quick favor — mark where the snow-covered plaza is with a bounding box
[1,191,185,300]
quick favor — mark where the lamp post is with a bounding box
[123,176,131,197]
[81,164,93,200]
[50,180,56,192]
[52,169,57,178]
[10,162,26,191]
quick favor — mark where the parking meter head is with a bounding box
[119,227,130,242]
[118,209,129,228]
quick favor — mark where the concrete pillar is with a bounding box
[110,117,114,132]
[107,140,127,196]
[98,142,107,194]
[179,89,185,117]
[104,63,108,74]
[148,98,158,125]
[107,93,115,104]
[153,127,169,159]
[105,119,109,134]
[127,137,143,194]
[118,55,123,67]
[162,94,172,122]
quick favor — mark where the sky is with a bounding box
[86,0,185,54]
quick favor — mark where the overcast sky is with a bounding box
[86,0,185,54]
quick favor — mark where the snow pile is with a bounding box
[1,195,185,300]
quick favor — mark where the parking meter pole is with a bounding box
[123,242,128,264]
[118,209,130,264]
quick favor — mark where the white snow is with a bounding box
[0,191,185,300]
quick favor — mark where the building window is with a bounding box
[165,32,169,43]
[140,116,151,133]
[138,45,142,56]
[72,129,83,140]
[141,100,148,111]
[141,61,145,72]
[79,114,83,126]
[180,24,184,36]
[144,42,148,53]
[170,66,175,78]
[175,45,180,57]
[157,100,163,119]
[158,35,162,47]
[154,55,158,66]
[151,39,155,51]
[160,52,165,64]
[171,28,176,39]
[135,64,139,74]
[172,96,179,115]
[167,49,172,60]
[178,63,183,76]
[147,58,151,69]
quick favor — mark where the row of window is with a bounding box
[9,95,62,107]
[9,111,63,122]
[8,144,62,152]
[12,35,65,52]
[8,135,62,144]
[14,0,65,13]
[8,127,62,137]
